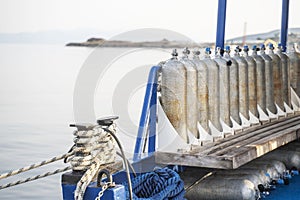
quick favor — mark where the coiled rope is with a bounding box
[73,123,118,200]
[70,124,116,172]
[127,167,185,200]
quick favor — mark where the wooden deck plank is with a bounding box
[195,115,300,156]
[211,120,300,156]
[155,115,300,169]
[155,152,233,169]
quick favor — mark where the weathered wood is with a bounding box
[194,115,300,156]
[211,121,300,156]
[155,115,300,169]
[155,152,233,169]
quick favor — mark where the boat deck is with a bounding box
[265,174,300,200]
[156,115,300,169]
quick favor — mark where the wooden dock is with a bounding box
[155,115,300,169]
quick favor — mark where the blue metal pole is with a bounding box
[280,0,289,52]
[216,0,227,53]
[148,71,158,154]
[133,66,160,161]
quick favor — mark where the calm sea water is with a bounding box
[0,44,92,199]
[0,44,171,199]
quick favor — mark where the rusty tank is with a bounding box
[179,47,199,139]
[161,49,188,142]
[191,49,210,135]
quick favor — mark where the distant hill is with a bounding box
[227,28,300,44]
[0,29,113,44]
[66,37,202,48]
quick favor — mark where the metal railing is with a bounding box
[133,66,160,162]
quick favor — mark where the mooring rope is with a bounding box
[0,122,117,195]
[70,124,116,172]
[74,158,102,200]
[0,151,74,180]
[73,124,117,200]
[0,166,71,190]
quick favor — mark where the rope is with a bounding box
[74,158,102,200]
[103,127,133,200]
[126,168,185,200]
[0,166,71,190]
[72,123,118,200]
[0,121,118,198]
[70,124,116,171]
[0,151,74,180]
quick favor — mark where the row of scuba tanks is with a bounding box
[160,43,300,143]
[184,141,300,200]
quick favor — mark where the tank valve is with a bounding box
[243,45,249,52]
[205,47,211,55]
[268,43,275,50]
[182,47,190,57]
[192,49,201,56]
[171,49,178,58]
[252,45,258,51]
[235,46,242,52]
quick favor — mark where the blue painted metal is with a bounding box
[280,0,290,52]
[216,0,227,53]
[62,183,126,200]
[133,66,160,162]
[62,171,130,200]
[148,67,158,154]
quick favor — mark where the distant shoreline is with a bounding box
[66,37,213,48]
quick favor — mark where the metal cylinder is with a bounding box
[251,160,286,175]
[242,46,259,118]
[208,173,263,190]
[215,169,271,185]
[202,48,222,132]
[161,49,188,142]
[240,162,280,179]
[180,48,199,139]
[233,46,250,120]
[268,44,284,111]
[224,46,241,125]
[287,45,300,97]
[276,44,291,107]
[261,149,300,170]
[192,49,209,134]
[251,46,267,114]
[260,44,277,114]
[214,47,232,128]
[185,176,257,200]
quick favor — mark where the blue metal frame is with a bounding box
[215,0,227,52]
[133,66,160,162]
[280,0,289,52]
[215,0,290,52]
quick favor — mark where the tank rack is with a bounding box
[155,115,300,169]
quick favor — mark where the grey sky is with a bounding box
[0,0,299,42]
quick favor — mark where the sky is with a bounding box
[0,0,300,42]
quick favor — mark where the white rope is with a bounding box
[0,151,74,180]
[0,122,117,196]
[72,123,117,200]
[74,158,102,200]
[70,124,116,171]
[0,166,72,190]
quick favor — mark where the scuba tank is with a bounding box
[161,49,188,142]
[180,47,199,139]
